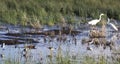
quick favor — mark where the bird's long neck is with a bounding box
[107,18,110,24]
[98,15,102,21]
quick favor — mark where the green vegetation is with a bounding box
[3,54,120,64]
[0,0,120,26]
[82,56,108,64]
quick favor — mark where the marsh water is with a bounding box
[0,23,120,64]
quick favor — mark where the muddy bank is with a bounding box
[0,27,81,45]
[0,37,39,45]
[5,29,81,36]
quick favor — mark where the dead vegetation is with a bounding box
[89,30,105,38]
[24,44,36,49]
[29,20,42,29]
[82,19,115,50]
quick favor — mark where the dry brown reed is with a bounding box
[24,45,35,49]
[29,20,42,29]
[100,19,107,37]
[60,16,66,28]
[89,30,105,38]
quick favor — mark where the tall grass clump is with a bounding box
[82,55,108,64]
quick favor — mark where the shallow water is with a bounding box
[0,24,119,64]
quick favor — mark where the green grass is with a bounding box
[2,54,120,64]
[2,46,120,64]
[0,0,120,26]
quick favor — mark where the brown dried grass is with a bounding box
[29,20,42,29]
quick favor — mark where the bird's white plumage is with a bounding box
[107,18,118,31]
[88,13,104,25]
[109,23,118,31]
[88,19,100,25]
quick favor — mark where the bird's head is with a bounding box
[100,13,104,16]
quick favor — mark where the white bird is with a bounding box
[107,18,118,31]
[88,13,104,25]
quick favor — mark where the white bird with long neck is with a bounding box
[107,18,118,31]
[88,13,104,25]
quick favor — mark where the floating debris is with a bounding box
[87,46,93,51]
[1,43,5,50]
[0,54,4,58]
[48,47,54,51]
[24,45,36,49]
[81,38,92,44]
